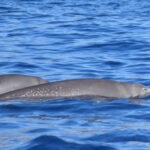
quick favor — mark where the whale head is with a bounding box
[131,83,150,98]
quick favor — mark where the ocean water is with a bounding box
[0,0,150,149]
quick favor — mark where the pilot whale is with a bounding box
[0,74,49,95]
[0,78,150,101]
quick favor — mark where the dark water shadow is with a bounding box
[16,135,117,150]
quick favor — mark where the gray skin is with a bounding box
[0,74,49,95]
[0,78,150,101]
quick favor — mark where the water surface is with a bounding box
[0,0,150,149]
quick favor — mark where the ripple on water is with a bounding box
[1,0,150,149]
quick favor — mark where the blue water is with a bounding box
[1,0,150,149]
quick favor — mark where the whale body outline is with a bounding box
[0,78,150,101]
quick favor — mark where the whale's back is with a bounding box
[0,74,49,95]
[0,78,147,101]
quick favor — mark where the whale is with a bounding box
[0,74,49,95]
[0,78,150,101]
